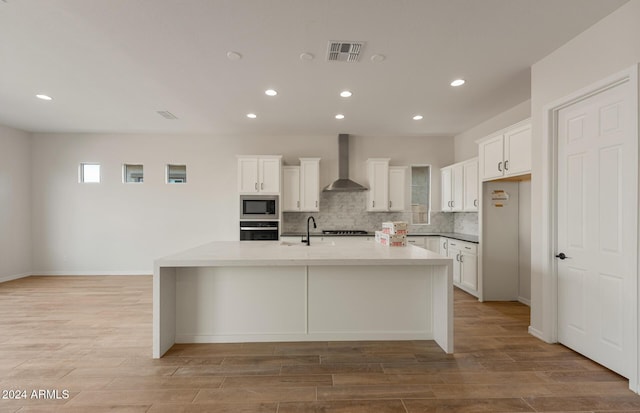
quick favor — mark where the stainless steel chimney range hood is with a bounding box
[323,134,368,192]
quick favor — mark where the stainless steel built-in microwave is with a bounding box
[240,195,279,220]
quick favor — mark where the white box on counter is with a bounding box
[381,221,408,235]
[375,231,407,246]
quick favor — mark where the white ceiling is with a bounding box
[0,0,628,137]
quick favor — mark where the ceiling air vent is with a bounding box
[327,41,365,62]
[156,111,178,120]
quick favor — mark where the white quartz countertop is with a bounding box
[155,241,451,267]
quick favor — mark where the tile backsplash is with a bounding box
[282,191,477,235]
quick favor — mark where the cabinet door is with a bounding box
[441,167,452,211]
[460,251,478,291]
[449,246,461,284]
[300,159,320,211]
[388,167,406,211]
[479,134,504,181]
[439,237,448,256]
[451,164,464,212]
[238,157,259,193]
[367,159,390,211]
[282,166,300,211]
[424,237,440,253]
[259,158,281,193]
[463,159,479,211]
[504,123,532,177]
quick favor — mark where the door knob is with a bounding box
[555,252,569,260]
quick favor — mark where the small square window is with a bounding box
[80,163,101,183]
[167,164,186,184]
[123,164,144,183]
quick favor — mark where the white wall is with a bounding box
[518,180,531,305]
[454,100,531,163]
[30,133,452,274]
[530,0,640,336]
[0,125,32,281]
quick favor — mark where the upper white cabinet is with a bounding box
[238,155,282,194]
[441,158,477,212]
[283,158,320,212]
[388,166,407,211]
[441,164,463,212]
[367,159,407,212]
[462,159,479,211]
[478,120,531,181]
[367,158,390,212]
[282,166,300,211]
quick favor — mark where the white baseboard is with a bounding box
[32,271,152,276]
[0,272,31,283]
[518,296,531,306]
[528,326,546,341]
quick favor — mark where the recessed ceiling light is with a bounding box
[265,89,277,97]
[299,52,314,61]
[246,113,257,119]
[335,114,345,120]
[226,51,242,61]
[340,90,352,98]
[371,54,386,63]
[450,79,465,87]
[413,115,423,120]
[36,94,52,101]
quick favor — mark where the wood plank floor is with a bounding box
[0,275,637,412]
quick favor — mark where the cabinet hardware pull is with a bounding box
[372,200,375,207]
[297,201,300,208]
[389,201,392,208]
[498,161,502,172]
[255,182,258,191]
[451,201,454,208]
[460,255,464,263]
[261,182,264,190]
[315,200,318,207]
[504,160,509,171]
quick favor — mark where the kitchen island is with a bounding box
[153,240,453,358]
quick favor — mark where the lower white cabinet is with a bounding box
[447,238,478,295]
[407,237,425,248]
[424,237,441,253]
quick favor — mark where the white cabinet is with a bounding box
[478,120,531,181]
[424,236,441,253]
[367,159,407,212]
[439,237,448,257]
[441,164,463,212]
[238,156,282,194]
[282,158,320,212]
[388,166,407,211]
[442,158,477,212]
[447,238,478,295]
[367,158,390,212]
[282,166,300,211]
[462,159,479,211]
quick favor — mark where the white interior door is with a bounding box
[556,79,636,378]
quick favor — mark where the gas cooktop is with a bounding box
[321,230,369,235]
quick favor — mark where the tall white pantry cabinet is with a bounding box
[476,119,531,303]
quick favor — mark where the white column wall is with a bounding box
[0,125,32,281]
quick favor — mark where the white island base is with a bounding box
[153,241,453,358]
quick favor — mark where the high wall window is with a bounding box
[80,163,101,183]
[123,164,144,183]
[166,164,187,183]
